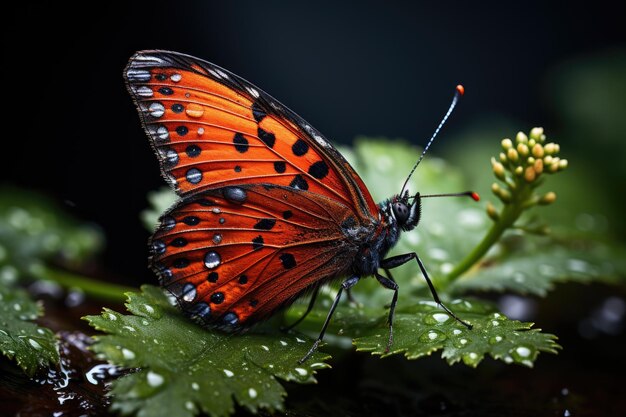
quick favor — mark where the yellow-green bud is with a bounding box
[500,152,507,163]
[493,161,505,179]
[486,202,499,221]
[527,156,535,165]
[539,191,557,205]
[507,148,519,162]
[532,143,544,158]
[559,159,568,170]
[501,138,513,150]
[528,139,536,148]
[530,127,544,141]
[549,162,559,172]
[516,131,528,143]
[524,166,536,182]
[517,143,529,157]
[534,158,544,174]
[544,155,553,165]
[515,166,523,176]
[491,183,511,202]
[544,143,557,154]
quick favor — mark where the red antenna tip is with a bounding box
[471,192,480,202]
[456,85,465,96]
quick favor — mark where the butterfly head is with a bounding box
[390,191,421,232]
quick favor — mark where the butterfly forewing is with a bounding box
[125,51,378,217]
[150,184,359,327]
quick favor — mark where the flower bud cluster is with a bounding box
[489,127,567,216]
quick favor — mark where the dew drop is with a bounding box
[489,335,503,344]
[452,329,462,335]
[419,329,445,343]
[516,346,531,357]
[144,304,155,314]
[170,73,182,82]
[197,127,205,135]
[223,369,234,377]
[148,102,165,118]
[28,339,42,350]
[491,320,500,326]
[191,382,199,390]
[295,337,306,343]
[185,401,194,411]
[185,103,204,118]
[182,283,197,302]
[432,313,450,323]
[279,340,288,346]
[107,313,117,321]
[123,326,136,332]
[295,367,308,376]
[261,345,269,351]
[212,234,222,244]
[122,348,135,360]
[147,371,164,387]
[204,251,221,269]
[248,388,257,399]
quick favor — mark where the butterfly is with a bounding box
[124,50,478,362]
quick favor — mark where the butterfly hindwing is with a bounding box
[125,50,378,217]
[150,184,360,328]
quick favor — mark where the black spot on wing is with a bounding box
[292,138,309,156]
[252,101,266,122]
[279,253,296,269]
[252,235,264,251]
[254,218,276,230]
[258,127,275,148]
[308,161,329,179]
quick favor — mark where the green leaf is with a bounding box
[343,298,560,367]
[0,186,103,281]
[140,187,178,231]
[0,285,59,376]
[85,285,330,417]
[450,240,626,296]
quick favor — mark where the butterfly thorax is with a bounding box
[351,193,421,276]
[348,199,400,276]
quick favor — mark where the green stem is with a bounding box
[37,265,133,302]
[441,184,533,287]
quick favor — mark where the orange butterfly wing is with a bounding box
[150,184,360,327]
[125,51,378,218]
[125,50,383,327]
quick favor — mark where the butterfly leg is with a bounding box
[299,275,360,364]
[381,253,472,330]
[374,271,398,353]
[281,282,321,332]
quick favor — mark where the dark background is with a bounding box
[3,0,625,283]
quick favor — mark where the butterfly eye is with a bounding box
[392,202,410,224]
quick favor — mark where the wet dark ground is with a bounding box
[1,282,625,417]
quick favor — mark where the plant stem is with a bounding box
[441,185,532,287]
[37,265,133,302]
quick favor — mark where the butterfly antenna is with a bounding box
[400,85,465,195]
